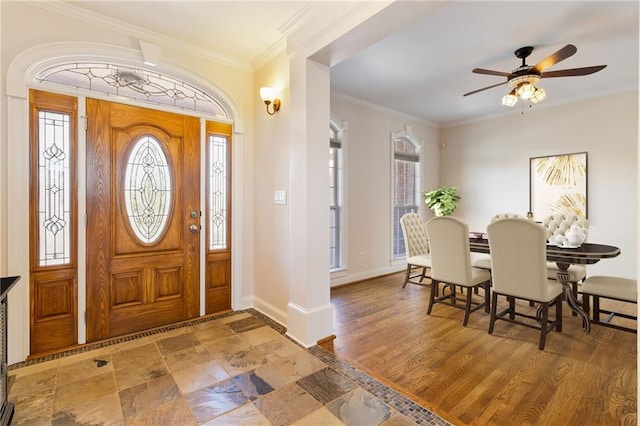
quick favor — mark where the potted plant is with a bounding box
[424,186,460,216]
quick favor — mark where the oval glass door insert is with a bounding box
[124,135,172,244]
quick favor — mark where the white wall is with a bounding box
[252,51,291,323]
[329,95,440,286]
[441,91,638,279]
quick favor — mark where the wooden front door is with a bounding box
[86,99,200,341]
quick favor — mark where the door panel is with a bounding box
[86,99,200,341]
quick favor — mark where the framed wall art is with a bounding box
[529,152,588,220]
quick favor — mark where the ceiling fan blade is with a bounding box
[463,81,507,97]
[472,68,512,77]
[540,65,607,78]
[533,44,577,72]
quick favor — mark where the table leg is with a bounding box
[556,262,590,333]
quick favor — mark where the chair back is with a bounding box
[487,218,550,300]
[426,216,472,284]
[541,213,590,240]
[400,213,429,257]
[489,212,521,224]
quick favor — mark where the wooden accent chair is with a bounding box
[399,213,431,288]
[581,276,637,333]
[487,218,563,350]
[425,216,491,326]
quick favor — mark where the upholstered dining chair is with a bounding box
[489,212,521,223]
[399,213,432,288]
[425,216,491,326]
[487,218,563,350]
[542,213,590,297]
[581,276,637,333]
[472,212,524,271]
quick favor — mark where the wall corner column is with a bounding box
[286,56,334,347]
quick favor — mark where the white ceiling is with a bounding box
[58,1,639,126]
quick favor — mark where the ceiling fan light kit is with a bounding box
[464,44,606,108]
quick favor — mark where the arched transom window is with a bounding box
[35,62,229,118]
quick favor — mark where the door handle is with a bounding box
[189,224,200,233]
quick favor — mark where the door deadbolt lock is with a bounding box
[190,211,198,218]
[189,224,200,233]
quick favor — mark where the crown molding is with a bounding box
[331,91,440,129]
[252,2,317,70]
[25,0,251,71]
[252,38,287,71]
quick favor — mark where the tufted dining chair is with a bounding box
[426,216,491,326]
[474,212,525,271]
[487,218,563,350]
[489,212,521,224]
[399,213,432,288]
[542,213,590,297]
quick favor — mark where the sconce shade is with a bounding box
[260,87,276,103]
[260,87,281,115]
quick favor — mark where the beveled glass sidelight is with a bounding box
[124,136,172,244]
[208,135,228,250]
[38,111,71,266]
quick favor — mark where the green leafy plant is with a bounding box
[424,186,460,216]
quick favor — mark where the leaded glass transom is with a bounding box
[35,62,229,118]
[208,135,228,250]
[38,111,72,266]
[124,136,172,244]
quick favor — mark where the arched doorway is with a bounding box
[7,43,244,358]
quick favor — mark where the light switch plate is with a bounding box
[274,190,287,205]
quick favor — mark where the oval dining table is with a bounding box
[469,237,621,333]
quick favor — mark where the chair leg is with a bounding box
[427,280,437,314]
[402,264,412,288]
[582,292,590,316]
[462,288,473,326]
[483,283,491,313]
[539,303,549,350]
[418,266,427,283]
[593,295,601,322]
[508,296,516,320]
[555,296,563,332]
[488,292,498,334]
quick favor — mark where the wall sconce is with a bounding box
[260,87,281,115]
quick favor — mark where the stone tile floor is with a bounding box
[8,309,449,425]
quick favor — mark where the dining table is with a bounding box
[469,237,621,333]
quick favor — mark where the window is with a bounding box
[124,135,172,245]
[36,109,73,265]
[208,133,229,251]
[329,119,345,270]
[392,135,420,259]
[35,62,229,118]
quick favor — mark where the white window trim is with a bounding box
[329,112,348,274]
[390,125,422,264]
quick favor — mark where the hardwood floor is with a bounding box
[321,272,637,425]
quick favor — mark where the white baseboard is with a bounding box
[252,295,287,327]
[286,301,334,348]
[330,264,405,287]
